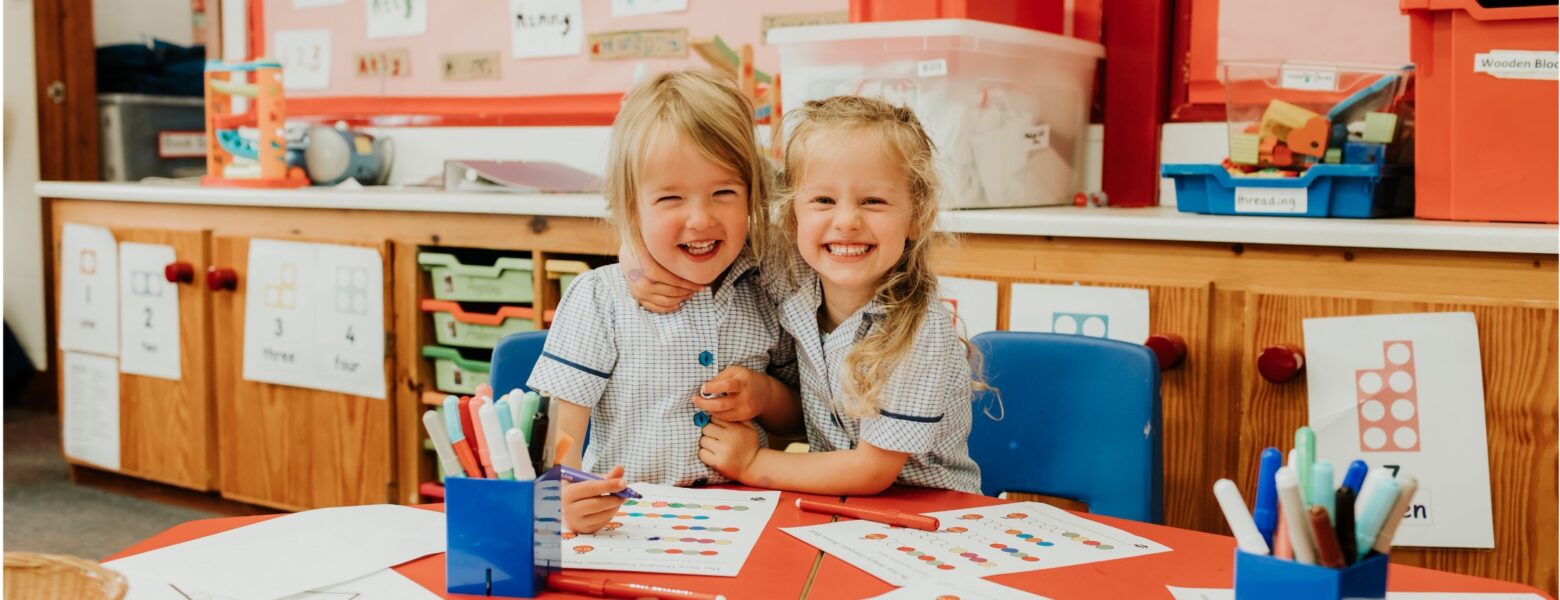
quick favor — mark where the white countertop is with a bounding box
[37,181,1558,254]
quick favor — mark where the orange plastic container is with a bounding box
[850,0,1064,33]
[1402,0,1558,223]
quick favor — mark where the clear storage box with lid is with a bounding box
[769,19,1103,209]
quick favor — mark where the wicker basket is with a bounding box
[4,552,127,600]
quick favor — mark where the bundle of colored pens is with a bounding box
[1217,426,1416,599]
[422,383,545,482]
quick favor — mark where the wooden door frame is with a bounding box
[32,0,100,411]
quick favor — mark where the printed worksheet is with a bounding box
[785,502,1170,586]
[562,484,780,576]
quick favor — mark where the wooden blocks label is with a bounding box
[442,52,501,82]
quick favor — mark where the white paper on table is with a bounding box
[562,484,780,576]
[869,576,1052,599]
[1166,588,1544,600]
[365,0,427,39]
[311,244,386,399]
[1303,312,1493,549]
[1008,283,1149,344]
[281,568,441,599]
[611,0,686,17]
[243,239,317,389]
[273,29,331,90]
[511,0,584,59]
[103,505,445,600]
[63,352,120,470]
[938,276,998,339]
[118,243,181,380]
[60,223,119,356]
[785,502,1171,586]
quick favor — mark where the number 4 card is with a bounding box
[1303,312,1493,549]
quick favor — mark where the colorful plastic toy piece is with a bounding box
[1361,112,1398,144]
[1260,99,1323,143]
[1324,148,1343,164]
[202,58,309,189]
[1287,116,1331,158]
[1230,133,1261,165]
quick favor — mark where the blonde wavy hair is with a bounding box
[605,69,770,259]
[775,95,984,417]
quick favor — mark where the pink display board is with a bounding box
[263,0,846,100]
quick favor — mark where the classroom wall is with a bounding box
[5,0,47,370]
[94,0,195,46]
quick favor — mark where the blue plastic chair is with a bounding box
[969,331,1164,523]
[488,330,548,399]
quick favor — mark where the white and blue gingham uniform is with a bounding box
[774,265,982,494]
[527,253,794,486]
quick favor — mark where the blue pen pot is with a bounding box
[1234,549,1388,600]
[446,467,563,598]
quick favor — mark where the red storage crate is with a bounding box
[1402,0,1558,223]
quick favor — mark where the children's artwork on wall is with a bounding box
[59,224,119,357]
[512,0,585,59]
[366,0,427,39]
[243,240,387,399]
[1303,312,1494,549]
[612,0,687,17]
[785,502,1170,586]
[937,276,998,339]
[118,243,181,381]
[63,352,120,471]
[563,485,780,576]
[1008,283,1149,345]
[273,29,332,90]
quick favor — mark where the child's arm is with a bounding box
[700,419,909,496]
[551,398,630,533]
[551,398,591,469]
[619,240,698,313]
[698,366,804,437]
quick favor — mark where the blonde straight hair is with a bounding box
[775,96,983,417]
[604,69,771,259]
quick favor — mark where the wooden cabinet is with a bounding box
[54,224,217,492]
[209,235,395,511]
[1235,291,1558,591]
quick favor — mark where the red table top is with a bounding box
[107,486,1549,600]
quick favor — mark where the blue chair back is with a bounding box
[969,331,1163,523]
[489,330,548,399]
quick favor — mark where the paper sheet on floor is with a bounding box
[1166,587,1544,600]
[104,505,444,600]
[562,484,780,576]
[785,502,1170,586]
[868,577,1052,599]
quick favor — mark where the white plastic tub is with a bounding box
[769,19,1104,209]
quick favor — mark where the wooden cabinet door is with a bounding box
[975,274,1216,532]
[211,235,394,511]
[54,226,216,491]
[1238,291,1558,591]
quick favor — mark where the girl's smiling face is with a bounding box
[635,129,750,285]
[792,128,913,304]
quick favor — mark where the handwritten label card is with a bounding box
[355,48,411,78]
[274,29,331,90]
[118,243,181,380]
[366,0,427,39]
[442,52,502,82]
[511,0,584,59]
[60,224,119,357]
[64,352,120,470]
[243,240,386,399]
[588,28,688,61]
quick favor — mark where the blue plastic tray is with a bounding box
[1163,163,1412,218]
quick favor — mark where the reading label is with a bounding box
[917,59,947,78]
[1280,66,1338,92]
[1234,187,1308,214]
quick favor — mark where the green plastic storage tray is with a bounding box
[421,299,543,349]
[422,345,490,395]
[419,252,535,303]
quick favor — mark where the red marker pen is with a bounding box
[795,498,941,532]
[547,574,726,600]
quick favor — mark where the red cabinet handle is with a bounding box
[1257,344,1306,383]
[206,266,238,291]
[164,261,195,284]
[1144,333,1187,371]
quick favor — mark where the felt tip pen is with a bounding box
[1275,467,1317,565]
[1354,469,1392,518]
[506,429,536,481]
[1253,447,1282,549]
[558,464,642,500]
[1354,476,1400,560]
[467,396,495,478]
[475,383,493,401]
[495,398,514,435]
[443,396,482,478]
[1334,486,1358,565]
[795,498,941,532]
[1213,479,1269,555]
[421,411,465,481]
[478,404,514,480]
[1342,460,1368,493]
[519,391,542,444]
[1372,474,1417,555]
[1311,460,1335,523]
[547,574,725,600]
[1308,505,1346,568]
[1295,427,1316,505]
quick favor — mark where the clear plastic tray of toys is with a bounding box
[1221,61,1414,175]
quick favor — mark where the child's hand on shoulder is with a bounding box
[698,418,760,483]
[696,365,768,421]
[562,465,629,534]
[620,241,700,313]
